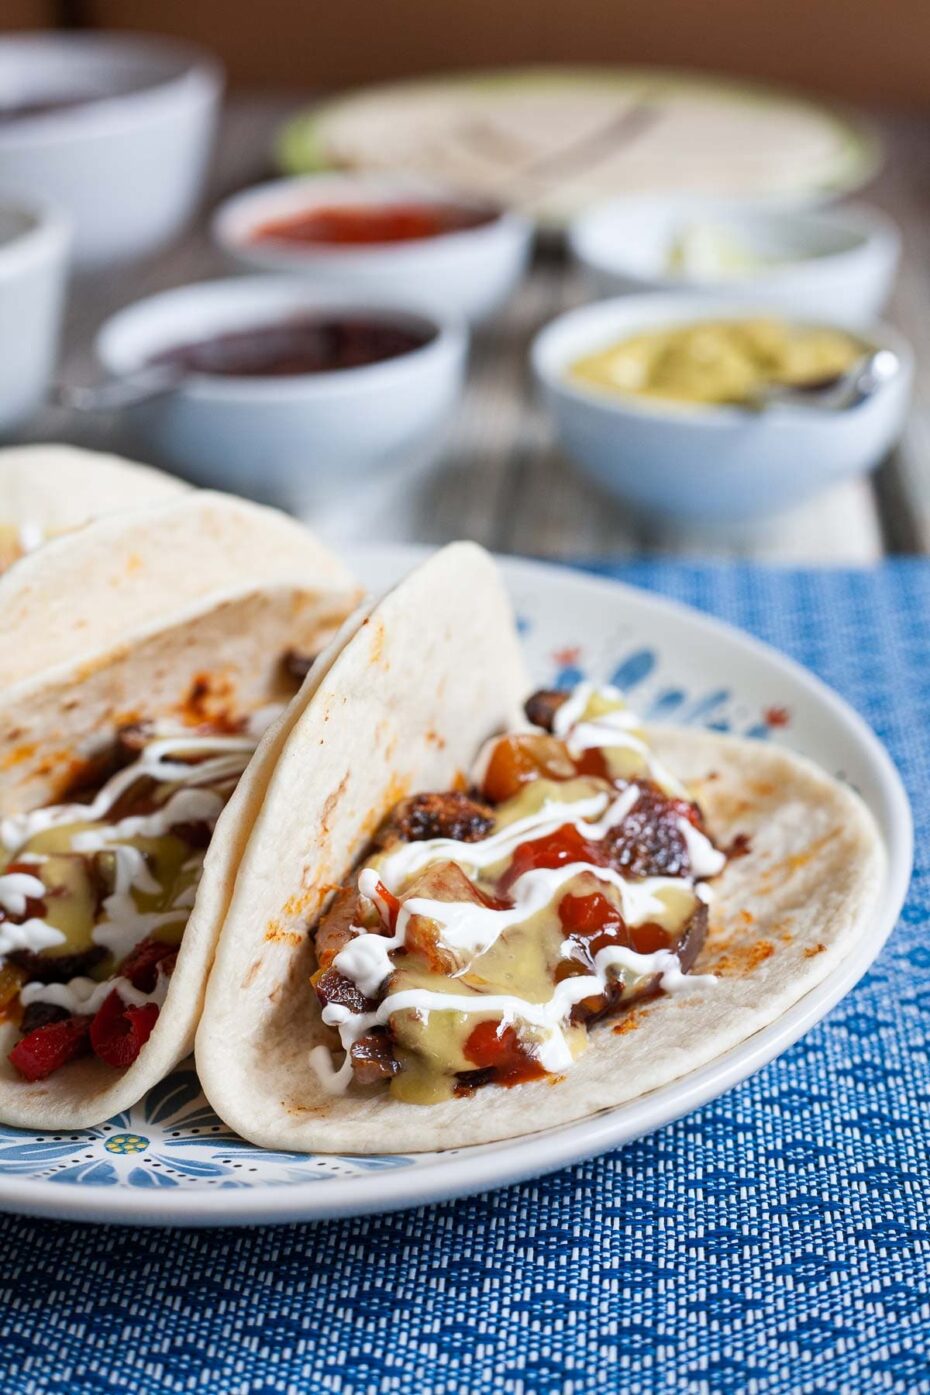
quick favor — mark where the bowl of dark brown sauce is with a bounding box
[148,313,437,379]
[213,174,532,325]
[95,277,467,513]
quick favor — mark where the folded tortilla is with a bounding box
[196,542,885,1153]
[0,506,362,1130]
[0,444,188,572]
[0,488,359,691]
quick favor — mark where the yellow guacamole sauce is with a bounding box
[569,317,865,408]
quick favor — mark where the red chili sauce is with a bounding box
[148,314,437,378]
[250,201,500,248]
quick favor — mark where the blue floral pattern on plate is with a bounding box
[0,1065,412,1188]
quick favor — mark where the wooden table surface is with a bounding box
[22,96,930,563]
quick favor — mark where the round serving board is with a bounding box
[278,69,880,226]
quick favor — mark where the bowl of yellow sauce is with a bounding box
[568,317,866,409]
[531,294,912,525]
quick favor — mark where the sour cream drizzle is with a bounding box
[0,733,256,851]
[19,968,170,1016]
[0,915,65,957]
[0,871,45,917]
[678,816,726,878]
[553,681,689,797]
[17,521,44,554]
[0,869,65,954]
[0,715,274,1006]
[373,787,638,891]
[313,939,716,1095]
[341,857,688,997]
[312,684,724,1094]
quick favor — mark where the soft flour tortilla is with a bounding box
[197,541,530,1142]
[0,489,359,690]
[0,444,188,564]
[0,498,362,1129]
[0,588,370,1130]
[197,546,885,1154]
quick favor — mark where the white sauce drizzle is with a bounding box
[1,713,277,1012]
[552,680,687,797]
[17,521,44,555]
[0,735,255,851]
[310,683,722,1094]
[20,968,170,1015]
[339,857,679,997]
[72,787,225,851]
[549,681,605,737]
[0,871,67,952]
[0,917,66,956]
[374,786,639,892]
[678,817,727,878]
[312,944,716,1095]
[0,871,46,917]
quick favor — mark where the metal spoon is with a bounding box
[54,363,184,413]
[746,347,900,413]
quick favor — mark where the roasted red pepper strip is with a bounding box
[369,878,402,932]
[559,891,671,956]
[498,824,604,894]
[463,1021,546,1086]
[120,938,178,994]
[89,990,159,1069]
[8,1014,92,1082]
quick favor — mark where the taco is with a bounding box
[0,444,188,573]
[196,542,885,1153]
[0,500,360,1129]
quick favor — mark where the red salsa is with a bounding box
[251,201,499,248]
[462,1021,546,1086]
[148,313,436,378]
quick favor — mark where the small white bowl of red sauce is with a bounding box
[95,276,467,513]
[212,174,532,324]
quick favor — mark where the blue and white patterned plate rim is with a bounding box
[0,546,912,1226]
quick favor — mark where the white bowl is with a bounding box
[0,33,222,269]
[213,174,533,325]
[532,293,913,525]
[0,198,70,435]
[96,277,468,514]
[569,198,900,327]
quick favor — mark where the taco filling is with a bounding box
[310,683,726,1105]
[0,706,289,1083]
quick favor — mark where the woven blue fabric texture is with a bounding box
[2,560,928,1395]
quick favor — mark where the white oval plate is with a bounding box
[0,546,911,1226]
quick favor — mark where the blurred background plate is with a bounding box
[278,68,881,227]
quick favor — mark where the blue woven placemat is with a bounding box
[3,560,929,1395]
